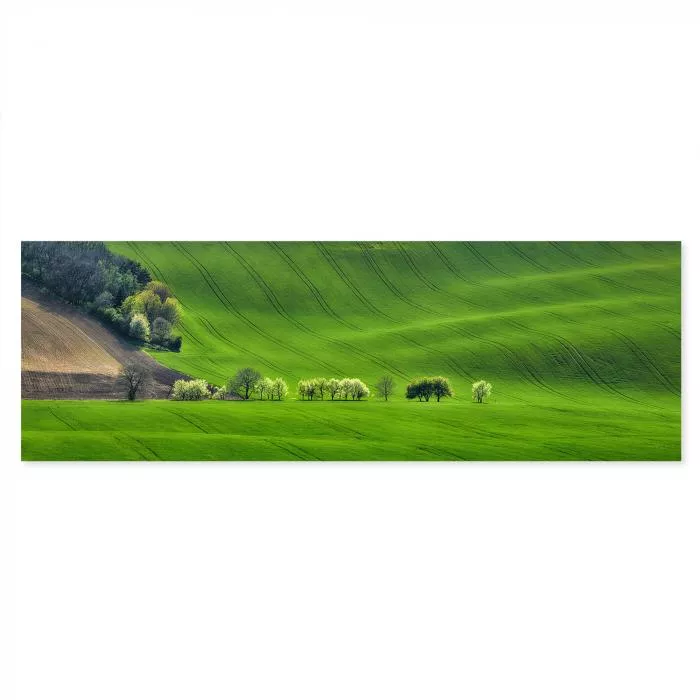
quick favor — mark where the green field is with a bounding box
[22,241,681,461]
[22,394,679,461]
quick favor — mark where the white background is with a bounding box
[1,2,698,699]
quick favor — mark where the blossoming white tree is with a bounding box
[471,380,492,403]
[272,378,288,400]
[172,378,210,400]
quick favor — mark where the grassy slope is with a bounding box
[22,242,681,460]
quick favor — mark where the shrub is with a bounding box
[171,378,210,401]
[211,386,227,400]
[165,335,183,352]
[129,313,150,341]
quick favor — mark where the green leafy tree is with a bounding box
[227,367,262,400]
[406,377,433,402]
[432,376,454,402]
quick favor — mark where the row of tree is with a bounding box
[406,376,454,402]
[121,363,493,404]
[168,370,493,403]
[169,370,289,401]
[297,377,371,401]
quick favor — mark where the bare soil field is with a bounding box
[21,280,188,399]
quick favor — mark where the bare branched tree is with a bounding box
[119,360,152,401]
[375,375,395,401]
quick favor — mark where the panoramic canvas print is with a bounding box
[21,241,681,461]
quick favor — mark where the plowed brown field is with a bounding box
[21,280,188,398]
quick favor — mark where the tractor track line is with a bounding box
[395,332,474,383]
[593,274,658,297]
[418,445,466,461]
[448,322,581,403]
[173,242,344,375]
[49,408,78,431]
[267,440,308,460]
[589,303,681,340]
[222,243,316,334]
[167,410,210,433]
[395,242,484,310]
[548,242,594,267]
[116,432,159,460]
[128,435,162,460]
[448,323,560,397]
[356,242,447,317]
[196,316,288,374]
[605,329,680,396]
[301,412,367,439]
[503,317,656,408]
[267,242,361,331]
[427,242,472,282]
[314,242,397,322]
[222,244,408,378]
[460,242,514,278]
[127,242,193,310]
[394,242,442,292]
[597,242,635,261]
[504,242,551,272]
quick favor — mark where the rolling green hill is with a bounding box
[22,241,681,460]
